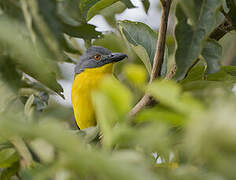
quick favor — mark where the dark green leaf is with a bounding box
[80,0,100,20]
[0,0,24,20]
[93,33,127,52]
[58,0,102,40]
[180,65,205,84]
[207,66,236,81]
[119,20,168,75]
[0,149,18,168]
[141,0,150,14]
[226,0,236,28]
[86,0,120,21]
[62,22,102,39]
[120,0,135,8]
[202,40,222,74]
[0,162,19,180]
[100,2,126,27]
[174,0,223,80]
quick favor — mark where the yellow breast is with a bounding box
[71,63,114,129]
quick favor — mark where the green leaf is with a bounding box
[174,0,223,80]
[0,162,19,180]
[136,107,186,126]
[100,2,126,27]
[0,0,24,20]
[147,80,204,115]
[58,0,102,39]
[120,0,135,8]
[226,0,236,28]
[87,0,117,21]
[202,40,222,74]
[182,65,236,83]
[93,33,127,52]
[207,66,236,81]
[141,0,150,14]
[100,76,132,115]
[92,91,119,147]
[180,65,205,84]
[57,0,82,24]
[0,56,25,114]
[62,22,102,39]
[123,64,147,86]
[33,0,64,59]
[0,18,64,97]
[119,20,168,75]
[80,0,100,20]
[0,149,18,168]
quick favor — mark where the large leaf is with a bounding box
[0,18,63,97]
[202,40,222,74]
[119,20,168,75]
[174,0,223,80]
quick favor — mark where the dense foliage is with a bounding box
[0,0,236,179]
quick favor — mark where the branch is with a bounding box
[210,18,234,41]
[10,137,33,168]
[129,0,172,117]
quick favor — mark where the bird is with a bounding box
[71,46,127,129]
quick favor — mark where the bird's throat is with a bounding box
[71,63,114,129]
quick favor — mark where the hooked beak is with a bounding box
[108,53,128,63]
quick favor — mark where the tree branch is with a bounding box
[10,137,33,168]
[129,0,172,117]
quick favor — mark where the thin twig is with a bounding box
[129,0,172,117]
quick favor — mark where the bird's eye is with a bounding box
[94,54,101,61]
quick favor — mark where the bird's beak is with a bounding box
[108,53,128,63]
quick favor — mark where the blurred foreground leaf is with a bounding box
[0,18,63,97]
[148,80,204,115]
[0,149,18,168]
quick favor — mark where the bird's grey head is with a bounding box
[74,46,127,75]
